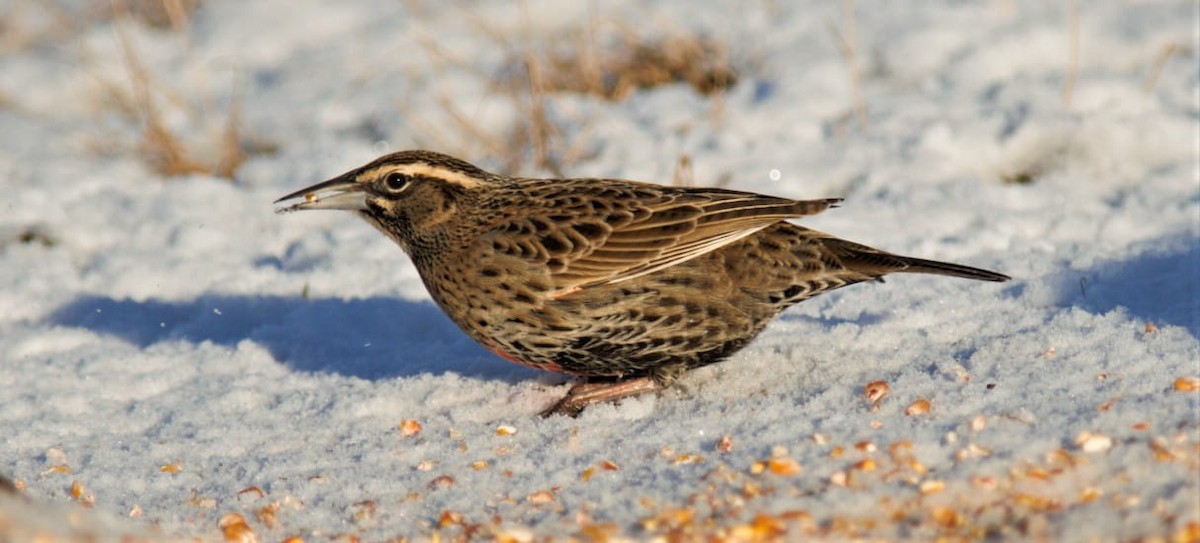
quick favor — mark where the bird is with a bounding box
[275,150,1009,416]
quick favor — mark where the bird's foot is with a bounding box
[539,377,663,418]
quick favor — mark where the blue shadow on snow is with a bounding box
[47,294,539,382]
[1069,234,1199,337]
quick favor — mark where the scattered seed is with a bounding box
[729,514,786,540]
[864,380,889,407]
[70,480,94,507]
[971,475,998,490]
[1147,439,1176,461]
[1176,522,1200,543]
[46,448,68,465]
[352,500,376,522]
[218,513,256,543]
[767,457,801,476]
[399,419,422,437]
[438,510,463,527]
[527,489,556,504]
[188,490,217,508]
[851,459,876,472]
[905,398,931,416]
[919,480,945,495]
[257,503,279,528]
[1174,376,1200,392]
[428,475,455,490]
[956,443,992,461]
[1076,431,1114,453]
[930,507,963,528]
[1045,449,1075,466]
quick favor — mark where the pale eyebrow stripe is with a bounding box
[360,163,487,190]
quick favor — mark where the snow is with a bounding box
[1,0,1197,540]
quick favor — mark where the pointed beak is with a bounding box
[274,175,368,214]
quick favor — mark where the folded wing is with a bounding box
[484,179,841,296]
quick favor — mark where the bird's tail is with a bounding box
[817,236,1010,282]
[892,255,1010,282]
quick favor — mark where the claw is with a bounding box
[539,376,663,417]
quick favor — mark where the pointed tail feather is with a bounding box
[895,256,1010,282]
[791,198,843,216]
[815,234,1010,283]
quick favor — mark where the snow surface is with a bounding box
[1,0,1197,540]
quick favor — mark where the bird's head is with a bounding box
[275,150,501,252]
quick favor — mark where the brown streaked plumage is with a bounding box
[276,150,1009,416]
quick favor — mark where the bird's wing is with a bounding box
[483,179,841,297]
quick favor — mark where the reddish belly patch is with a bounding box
[487,345,564,373]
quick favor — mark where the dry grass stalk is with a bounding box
[110,0,250,178]
[1062,5,1080,108]
[149,0,197,32]
[510,28,737,102]
[498,24,737,175]
[1142,42,1179,94]
[3,0,195,54]
[826,0,867,130]
[109,0,201,30]
[402,15,737,177]
[522,53,562,177]
[399,26,526,171]
[1,1,89,53]
[672,154,694,187]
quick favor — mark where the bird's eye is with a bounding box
[383,172,411,192]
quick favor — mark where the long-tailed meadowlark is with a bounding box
[276,150,1009,416]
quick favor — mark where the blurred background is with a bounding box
[1,1,1196,541]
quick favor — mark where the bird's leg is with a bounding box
[539,376,663,418]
